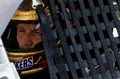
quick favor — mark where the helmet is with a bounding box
[2,0,49,78]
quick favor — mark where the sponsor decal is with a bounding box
[14,56,33,70]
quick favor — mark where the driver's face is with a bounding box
[17,23,42,49]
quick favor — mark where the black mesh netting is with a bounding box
[37,0,120,79]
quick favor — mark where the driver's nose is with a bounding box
[20,34,34,48]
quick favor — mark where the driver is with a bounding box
[2,0,50,79]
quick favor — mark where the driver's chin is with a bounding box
[19,45,35,49]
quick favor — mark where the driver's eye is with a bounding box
[32,30,41,38]
[18,29,24,32]
[17,28,25,34]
